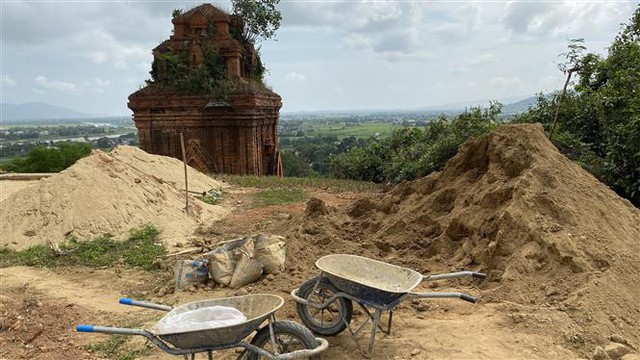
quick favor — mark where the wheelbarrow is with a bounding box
[290,254,485,358]
[77,294,328,359]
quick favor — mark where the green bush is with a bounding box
[4,142,91,173]
[330,103,501,183]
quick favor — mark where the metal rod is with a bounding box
[365,310,382,358]
[423,271,486,281]
[180,132,189,215]
[118,298,173,312]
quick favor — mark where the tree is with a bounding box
[549,38,586,139]
[515,5,640,205]
[4,142,91,173]
[330,104,500,183]
[575,5,640,203]
[231,0,282,43]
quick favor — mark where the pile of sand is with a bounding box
[0,146,229,249]
[284,124,640,353]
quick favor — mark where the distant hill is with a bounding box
[1,102,90,121]
[501,96,541,115]
[420,95,546,115]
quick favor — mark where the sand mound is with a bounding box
[284,124,640,352]
[0,146,229,249]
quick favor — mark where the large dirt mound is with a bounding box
[284,124,640,351]
[0,146,228,249]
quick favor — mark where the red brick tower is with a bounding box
[128,4,282,176]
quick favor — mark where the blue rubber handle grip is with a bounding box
[119,298,133,305]
[76,325,95,332]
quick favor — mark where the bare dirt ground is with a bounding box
[0,186,591,360]
[0,190,577,359]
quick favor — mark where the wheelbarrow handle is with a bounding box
[406,292,478,303]
[76,325,148,336]
[422,271,486,281]
[119,298,173,312]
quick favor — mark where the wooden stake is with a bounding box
[180,132,190,215]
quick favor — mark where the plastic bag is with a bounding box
[155,306,246,334]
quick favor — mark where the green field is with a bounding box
[285,122,398,140]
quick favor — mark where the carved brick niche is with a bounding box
[128,4,282,176]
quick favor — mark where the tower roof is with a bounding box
[175,3,229,22]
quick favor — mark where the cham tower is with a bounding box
[128,3,282,176]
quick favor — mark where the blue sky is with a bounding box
[1,1,636,115]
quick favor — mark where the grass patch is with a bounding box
[0,224,165,270]
[252,188,306,207]
[85,335,136,360]
[219,175,380,193]
[84,319,152,360]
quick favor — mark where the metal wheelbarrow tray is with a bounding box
[77,294,328,360]
[291,254,486,358]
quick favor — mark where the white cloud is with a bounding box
[489,76,524,93]
[77,30,150,70]
[1,1,636,114]
[501,1,635,40]
[136,62,152,72]
[33,76,77,92]
[285,72,306,84]
[88,52,108,63]
[94,78,110,88]
[83,77,111,93]
[450,54,496,74]
[1,75,17,87]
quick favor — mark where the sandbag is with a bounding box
[253,234,286,274]
[203,248,235,286]
[174,260,208,290]
[221,236,254,255]
[229,250,263,288]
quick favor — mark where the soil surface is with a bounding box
[1,124,638,360]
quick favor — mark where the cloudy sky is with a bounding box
[1,1,636,115]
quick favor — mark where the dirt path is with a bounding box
[0,267,580,359]
[0,266,151,314]
[0,241,582,360]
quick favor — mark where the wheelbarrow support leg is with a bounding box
[366,309,383,358]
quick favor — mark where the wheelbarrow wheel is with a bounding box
[248,320,320,360]
[296,276,353,336]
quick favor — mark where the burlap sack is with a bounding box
[205,236,254,286]
[203,248,235,286]
[253,234,286,274]
[229,250,263,288]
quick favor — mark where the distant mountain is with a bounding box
[418,94,556,115]
[1,102,91,121]
[501,96,541,115]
